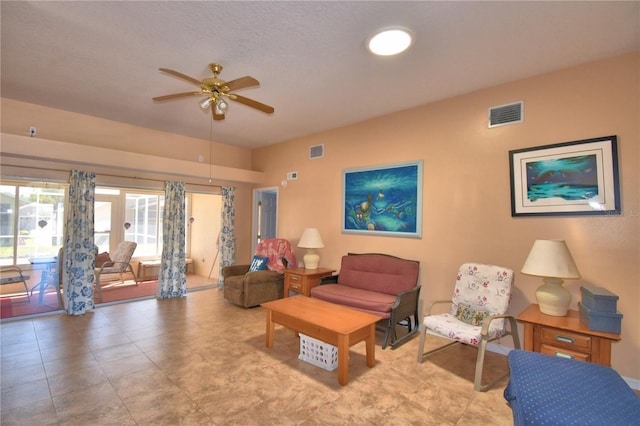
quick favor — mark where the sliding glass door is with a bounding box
[95,188,123,253]
[0,182,65,266]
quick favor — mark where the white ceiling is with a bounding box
[2,1,638,149]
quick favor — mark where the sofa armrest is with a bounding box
[390,285,421,320]
[222,264,250,278]
[244,270,283,285]
[319,274,339,285]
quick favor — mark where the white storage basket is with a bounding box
[299,334,338,371]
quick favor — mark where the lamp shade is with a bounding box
[521,239,580,316]
[298,228,324,269]
[298,228,324,249]
[521,240,581,279]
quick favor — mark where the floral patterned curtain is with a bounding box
[157,181,187,299]
[63,170,96,315]
[218,186,236,288]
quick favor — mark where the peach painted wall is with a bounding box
[252,54,640,381]
[1,98,252,170]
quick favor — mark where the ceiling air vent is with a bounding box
[309,144,324,159]
[488,101,523,128]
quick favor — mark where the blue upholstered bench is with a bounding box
[504,350,640,425]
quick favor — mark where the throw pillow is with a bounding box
[248,256,269,272]
[96,252,112,268]
[455,303,489,326]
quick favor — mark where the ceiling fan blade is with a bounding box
[159,68,202,86]
[225,76,260,91]
[231,95,274,114]
[152,92,202,101]
[212,108,225,121]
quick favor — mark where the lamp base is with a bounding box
[536,277,571,316]
[303,252,320,270]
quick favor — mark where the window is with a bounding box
[0,180,191,267]
[0,182,66,266]
[95,188,120,253]
[97,187,191,258]
[125,192,163,257]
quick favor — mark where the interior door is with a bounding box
[261,192,277,240]
[252,187,278,254]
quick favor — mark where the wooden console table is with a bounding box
[517,304,621,366]
[283,267,335,297]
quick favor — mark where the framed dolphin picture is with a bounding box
[509,136,620,216]
[342,160,423,238]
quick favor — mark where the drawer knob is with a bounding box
[555,335,575,344]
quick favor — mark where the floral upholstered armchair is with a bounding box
[416,263,520,391]
[94,241,139,301]
[222,238,296,308]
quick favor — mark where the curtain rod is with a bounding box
[1,163,224,189]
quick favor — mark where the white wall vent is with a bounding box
[286,171,298,180]
[488,101,523,128]
[309,144,324,159]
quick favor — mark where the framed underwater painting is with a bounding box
[509,136,620,216]
[342,160,423,238]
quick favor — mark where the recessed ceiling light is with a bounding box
[367,28,413,56]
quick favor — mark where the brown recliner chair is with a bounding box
[222,238,297,308]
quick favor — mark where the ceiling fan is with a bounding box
[152,63,274,121]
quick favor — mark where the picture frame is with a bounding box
[342,160,423,238]
[509,136,620,217]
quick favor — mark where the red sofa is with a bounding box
[310,253,420,349]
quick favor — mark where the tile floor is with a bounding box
[1,286,515,425]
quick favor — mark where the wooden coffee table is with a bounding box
[262,296,379,385]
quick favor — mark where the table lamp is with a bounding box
[521,239,581,316]
[298,228,324,269]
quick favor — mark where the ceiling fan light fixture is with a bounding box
[214,97,229,115]
[199,97,213,109]
[367,28,413,56]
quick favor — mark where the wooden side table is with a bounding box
[516,303,621,366]
[283,267,336,297]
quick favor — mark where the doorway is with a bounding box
[95,191,123,253]
[252,187,278,254]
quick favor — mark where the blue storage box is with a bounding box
[579,302,622,334]
[581,286,618,313]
